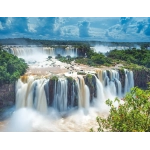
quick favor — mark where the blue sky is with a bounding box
[0,17,150,42]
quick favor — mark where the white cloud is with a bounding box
[61,25,79,37]
[89,27,106,37]
[28,24,37,32]
[6,17,13,27]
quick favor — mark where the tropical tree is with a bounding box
[91,87,150,132]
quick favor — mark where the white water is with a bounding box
[4,107,105,132]
[15,69,134,114]
[124,69,134,95]
[53,78,68,112]
[84,85,90,113]
[9,46,78,63]
[4,68,134,132]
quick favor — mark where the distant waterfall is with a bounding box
[65,46,78,57]
[43,47,55,56]
[9,46,78,60]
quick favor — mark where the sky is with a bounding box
[0,17,150,42]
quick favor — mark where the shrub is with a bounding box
[91,87,150,132]
[51,76,58,81]
[77,72,86,75]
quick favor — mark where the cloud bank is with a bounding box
[0,17,150,41]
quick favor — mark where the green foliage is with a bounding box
[91,87,150,132]
[66,76,74,83]
[47,56,52,60]
[0,50,28,85]
[66,55,71,60]
[55,54,62,59]
[86,74,93,84]
[91,54,105,64]
[107,49,150,68]
[77,72,86,75]
[51,76,58,81]
[56,56,74,64]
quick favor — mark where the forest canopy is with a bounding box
[107,48,150,68]
[0,49,28,85]
[56,44,150,68]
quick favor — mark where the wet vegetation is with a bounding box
[0,49,28,85]
[55,43,150,70]
[107,48,150,68]
[50,76,59,81]
[91,86,150,132]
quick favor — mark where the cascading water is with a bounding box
[53,78,68,112]
[84,85,90,113]
[124,69,134,95]
[3,68,135,132]
[93,75,105,107]
[77,76,86,108]
[15,68,134,115]
[35,79,48,114]
[9,46,78,62]
[96,69,134,98]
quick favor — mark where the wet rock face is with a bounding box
[73,82,79,107]
[84,74,97,102]
[67,78,78,108]
[49,79,56,107]
[48,77,79,109]
[118,69,125,93]
[118,68,150,90]
[133,69,150,89]
[0,83,15,108]
[67,77,73,107]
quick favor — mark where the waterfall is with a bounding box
[53,78,68,112]
[75,48,78,57]
[44,81,50,106]
[128,70,134,89]
[15,68,134,115]
[124,69,128,94]
[35,79,48,113]
[96,69,103,83]
[77,76,86,108]
[77,75,90,113]
[84,85,90,113]
[95,69,135,98]
[16,79,28,109]
[9,46,78,60]
[124,69,134,95]
[16,76,48,114]
[94,75,105,103]
[71,81,75,107]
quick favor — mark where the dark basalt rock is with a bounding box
[133,69,150,89]
[118,69,125,93]
[66,77,78,108]
[0,83,15,108]
[84,74,97,103]
[49,77,58,107]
